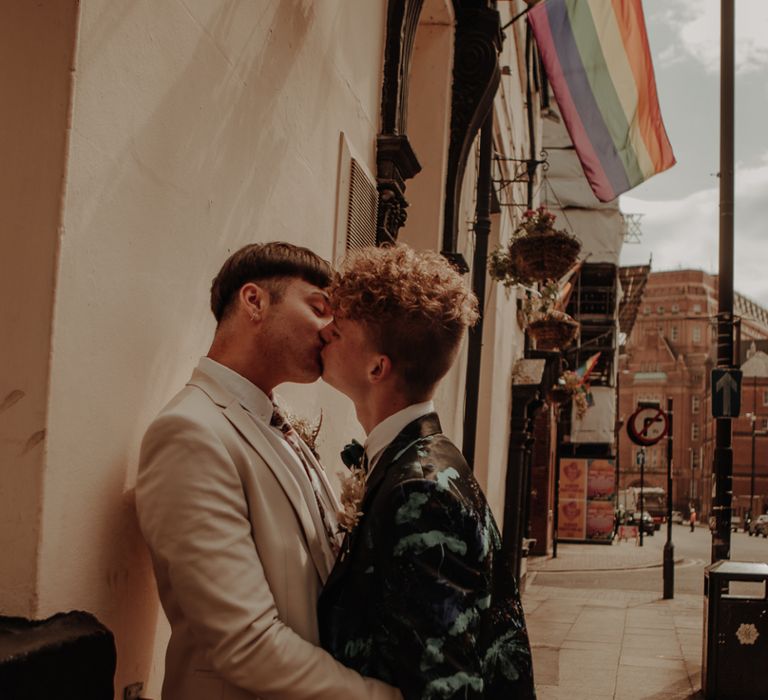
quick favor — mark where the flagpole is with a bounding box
[712,0,735,564]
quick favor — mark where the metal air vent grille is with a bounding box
[346,158,378,250]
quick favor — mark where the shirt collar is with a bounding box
[198,357,273,422]
[364,400,435,470]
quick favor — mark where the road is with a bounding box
[533,524,768,595]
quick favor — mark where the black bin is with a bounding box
[703,561,768,700]
[0,611,115,699]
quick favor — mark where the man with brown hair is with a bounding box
[136,242,401,700]
[318,245,535,699]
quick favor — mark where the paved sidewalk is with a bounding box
[523,544,703,700]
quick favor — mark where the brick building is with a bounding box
[618,270,768,517]
[702,343,768,521]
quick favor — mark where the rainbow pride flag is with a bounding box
[529,0,675,202]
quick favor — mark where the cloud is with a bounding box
[658,0,768,75]
[620,153,768,307]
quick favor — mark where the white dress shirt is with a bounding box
[364,400,435,477]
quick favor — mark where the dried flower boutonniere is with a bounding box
[338,465,366,534]
[337,440,366,534]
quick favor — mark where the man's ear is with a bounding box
[368,354,393,384]
[239,282,270,322]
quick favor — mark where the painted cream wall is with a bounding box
[3,1,535,696]
[32,1,387,696]
[0,1,79,617]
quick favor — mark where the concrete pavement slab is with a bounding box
[524,542,704,699]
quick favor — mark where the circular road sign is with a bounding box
[627,406,668,446]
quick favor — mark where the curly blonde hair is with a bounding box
[331,245,479,398]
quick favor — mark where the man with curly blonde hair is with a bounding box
[318,245,535,700]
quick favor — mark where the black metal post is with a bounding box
[462,112,494,469]
[712,0,735,564]
[503,387,538,582]
[639,446,645,547]
[552,408,563,558]
[525,25,536,210]
[750,377,757,523]
[664,398,675,599]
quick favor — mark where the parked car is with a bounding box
[731,516,742,532]
[749,514,768,537]
[626,511,655,536]
[672,510,684,525]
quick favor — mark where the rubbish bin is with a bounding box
[702,561,768,700]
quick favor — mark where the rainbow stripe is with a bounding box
[529,0,675,201]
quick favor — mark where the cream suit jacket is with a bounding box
[136,364,401,700]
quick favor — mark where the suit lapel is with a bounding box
[324,413,443,592]
[189,368,332,582]
[363,412,442,509]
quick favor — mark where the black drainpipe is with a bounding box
[462,111,494,470]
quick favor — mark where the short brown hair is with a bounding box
[210,242,332,322]
[331,245,478,397]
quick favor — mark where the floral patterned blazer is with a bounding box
[318,413,536,700]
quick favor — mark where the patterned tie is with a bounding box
[270,403,341,555]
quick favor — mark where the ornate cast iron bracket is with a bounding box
[376,0,425,244]
[493,150,549,206]
[376,134,422,245]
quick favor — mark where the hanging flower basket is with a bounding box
[488,207,581,287]
[509,230,581,282]
[527,310,579,351]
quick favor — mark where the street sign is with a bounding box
[712,368,742,418]
[627,405,669,446]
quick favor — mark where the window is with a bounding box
[764,390,768,407]
[693,303,702,314]
[692,423,700,441]
[692,395,700,414]
[691,450,700,469]
[670,326,679,341]
[692,326,701,344]
[657,305,665,314]
[643,305,651,315]
[672,304,680,313]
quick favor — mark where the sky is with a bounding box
[619,0,768,308]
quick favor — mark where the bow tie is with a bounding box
[340,439,366,470]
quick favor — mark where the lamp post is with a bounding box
[750,412,757,524]
[664,398,674,599]
[746,410,767,526]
